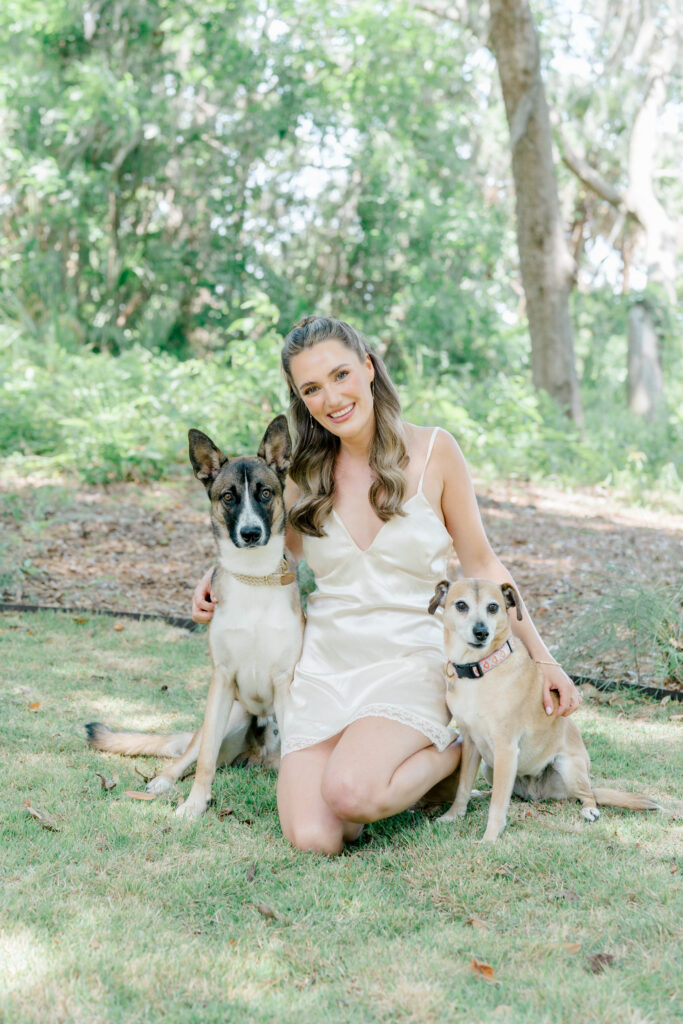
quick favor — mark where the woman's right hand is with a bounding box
[192,568,216,624]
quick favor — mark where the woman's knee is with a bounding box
[321,771,387,823]
[281,819,344,856]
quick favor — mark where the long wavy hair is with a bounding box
[281,316,408,537]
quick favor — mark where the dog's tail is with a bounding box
[85,723,193,758]
[592,787,662,811]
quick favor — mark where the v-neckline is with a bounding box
[332,493,421,553]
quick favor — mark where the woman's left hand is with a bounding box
[541,663,582,717]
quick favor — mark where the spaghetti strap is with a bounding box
[417,428,440,494]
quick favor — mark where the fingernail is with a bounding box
[545,706,553,715]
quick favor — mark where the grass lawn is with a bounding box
[2,610,681,1024]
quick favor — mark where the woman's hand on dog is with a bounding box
[542,663,582,716]
[192,568,216,623]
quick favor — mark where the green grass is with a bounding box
[2,611,681,1024]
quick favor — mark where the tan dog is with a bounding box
[428,578,660,841]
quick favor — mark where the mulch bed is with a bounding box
[2,473,681,693]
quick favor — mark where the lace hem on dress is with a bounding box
[281,703,453,757]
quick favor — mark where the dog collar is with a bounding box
[446,638,514,680]
[230,558,297,587]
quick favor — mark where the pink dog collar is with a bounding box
[447,638,514,680]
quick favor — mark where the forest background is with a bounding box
[0,0,681,498]
[1,10,681,1020]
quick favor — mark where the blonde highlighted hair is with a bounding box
[281,316,408,537]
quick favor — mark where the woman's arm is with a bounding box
[435,430,581,717]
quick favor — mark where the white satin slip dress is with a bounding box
[281,427,454,756]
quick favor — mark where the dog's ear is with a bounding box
[188,429,228,489]
[501,583,523,621]
[258,415,292,478]
[428,580,451,616]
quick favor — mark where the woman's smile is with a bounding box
[327,402,355,423]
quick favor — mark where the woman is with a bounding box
[193,316,581,854]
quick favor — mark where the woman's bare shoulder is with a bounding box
[403,422,462,461]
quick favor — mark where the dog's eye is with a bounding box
[487,603,500,614]
[455,601,469,613]
[260,489,271,500]
[221,493,233,504]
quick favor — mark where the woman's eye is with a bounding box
[336,370,349,381]
[455,601,468,613]
[487,603,500,615]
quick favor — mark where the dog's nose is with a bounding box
[240,527,263,546]
[473,622,489,643]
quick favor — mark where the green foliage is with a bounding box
[402,363,683,501]
[2,313,681,503]
[556,583,683,688]
[0,296,287,482]
[0,0,518,370]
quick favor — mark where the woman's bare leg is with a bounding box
[277,736,364,855]
[278,719,461,853]
[322,717,461,824]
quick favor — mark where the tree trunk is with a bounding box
[627,300,663,419]
[489,0,583,424]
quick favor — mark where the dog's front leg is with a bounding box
[147,726,203,796]
[438,731,481,823]
[176,667,236,820]
[482,742,519,842]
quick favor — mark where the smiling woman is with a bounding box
[194,315,582,854]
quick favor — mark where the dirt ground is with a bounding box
[1,471,681,686]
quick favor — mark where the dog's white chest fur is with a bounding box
[448,682,498,765]
[209,577,301,715]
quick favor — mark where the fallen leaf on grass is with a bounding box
[470,958,495,981]
[245,863,257,882]
[465,917,489,931]
[494,865,517,880]
[254,903,285,922]
[113,623,125,632]
[217,806,235,821]
[29,702,40,711]
[134,763,154,782]
[124,790,156,801]
[25,800,60,831]
[585,952,616,974]
[562,942,582,954]
[74,618,89,625]
[95,772,116,791]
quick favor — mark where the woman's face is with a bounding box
[289,339,375,440]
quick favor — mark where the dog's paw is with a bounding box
[435,809,461,823]
[175,795,208,820]
[581,805,600,822]
[146,776,173,796]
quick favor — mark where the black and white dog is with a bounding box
[87,415,303,819]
